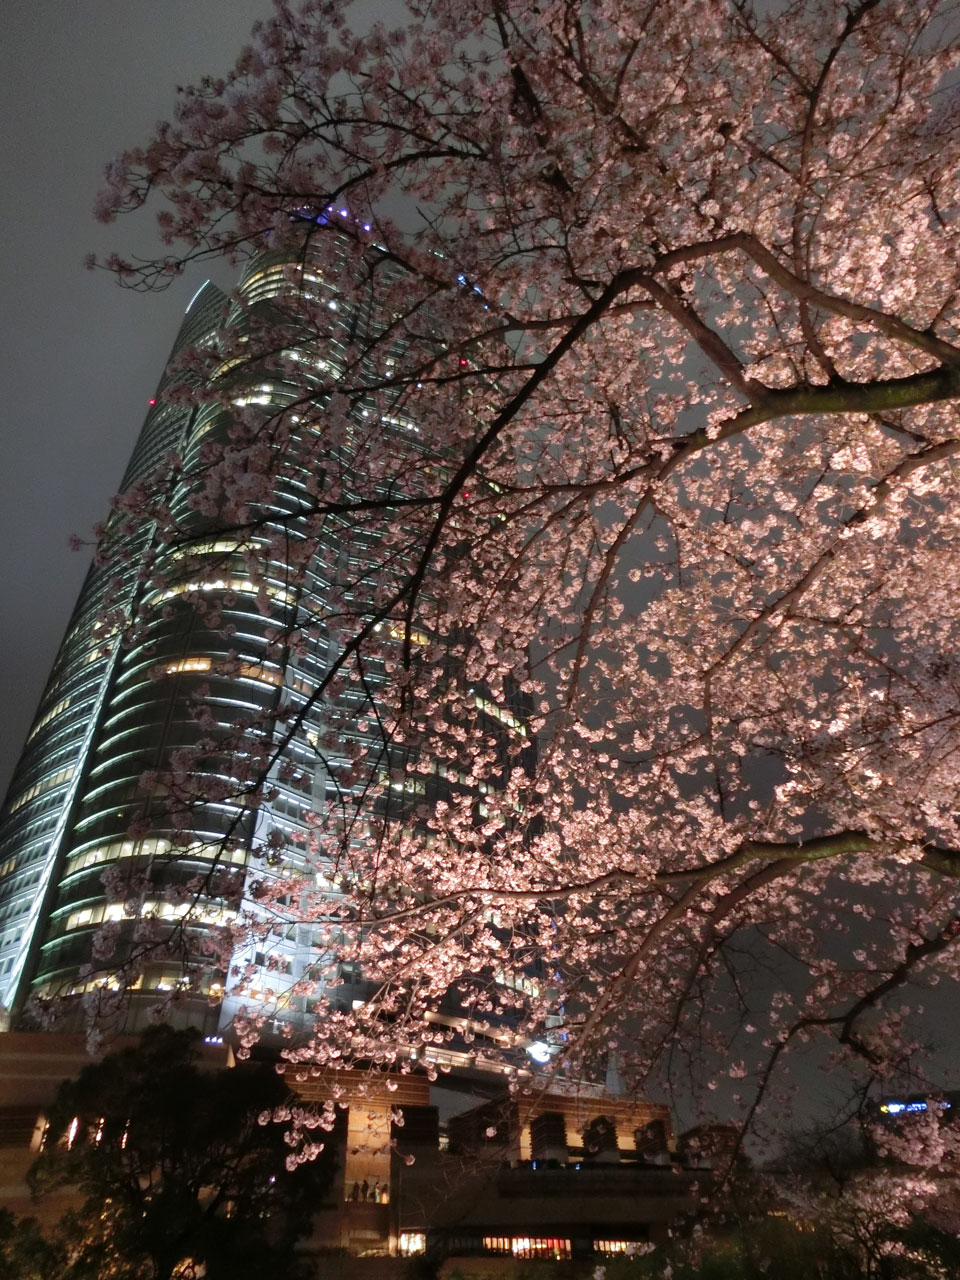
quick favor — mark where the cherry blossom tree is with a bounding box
[87,0,960,1142]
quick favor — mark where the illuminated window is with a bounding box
[210,355,249,380]
[155,973,191,993]
[28,695,72,740]
[493,969,540,998]
[388,624,429,646]
[170,538,269,561]
[595,1240,638,1255]
[482,1237,572,1260]
[237,663,282,687]
[509,1238,571,1260]
[231,383,279,408]
[65,899,236,934]
[65,838,246,877]
[163,657,211,676]
[431,763,490,795]
[149,577,295,607]
[381,412,419,435]
[64,904,108,931]
[483,1237,511,1254]
[84,621,120,664]
[380,772,427,796]
[156,656,287,689]
[8,765,75,814]
[472,694,528,737]
[30,1115,48,1154]
[64,1116,80,1150]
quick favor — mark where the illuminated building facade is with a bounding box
[0,1029,704,1266]
[0,231,505,1034]
[0,282,227,1017]
[0,229,704,1269]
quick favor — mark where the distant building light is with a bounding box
[509,1237,571,1260]
[879,1099,952,1115]
[399,1231,426,1256]
[526,1041,552,1064]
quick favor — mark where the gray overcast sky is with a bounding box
[0,2,274,797]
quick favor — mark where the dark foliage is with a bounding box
[27,1025,335,1279]
[0,1207,63,1280]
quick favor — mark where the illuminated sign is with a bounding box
[879,1099,952,1115]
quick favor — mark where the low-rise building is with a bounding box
[0,1031,713,1274]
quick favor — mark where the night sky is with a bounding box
[0,2,273,797]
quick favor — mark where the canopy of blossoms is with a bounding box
[88,0,960,1147]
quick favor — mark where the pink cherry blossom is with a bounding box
[76,0,960,1168]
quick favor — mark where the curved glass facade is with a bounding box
[0,282,226,1018]
[0,234,532,1046]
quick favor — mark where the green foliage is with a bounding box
[0,1207,63,1280]
[27,1026,335,1280]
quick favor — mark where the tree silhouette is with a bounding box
[28,1026,334,1279]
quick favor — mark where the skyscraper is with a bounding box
[0,231,705,1266]
[0,227,490,1037]
[0,280,227,1019]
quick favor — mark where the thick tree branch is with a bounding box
[648,232,960,369]
[659,830,960,883]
